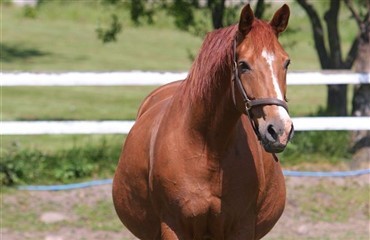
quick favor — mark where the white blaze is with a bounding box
[261,49,283,100]
[261,49,290,120]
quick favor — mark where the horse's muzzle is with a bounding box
[260,121,294,153]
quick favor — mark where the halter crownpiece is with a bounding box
[231,39,289,113]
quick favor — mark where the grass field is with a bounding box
[1,1,358,72]
[2,86,157,120]
[1,1,202,71]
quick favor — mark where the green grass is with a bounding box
[1,86,156,120]
[1,85,337,121]
[292,182,370,223]
[73,200,123,232]
[1,2,203,71]
[1,189,122,233]
[1,134,124,152]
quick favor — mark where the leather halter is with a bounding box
[231,39,289,138]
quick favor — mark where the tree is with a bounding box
[296,0,353,115]
[344,0,370,164]
[98,0,268,40]
[297,0,369,161]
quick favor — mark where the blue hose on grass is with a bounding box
[17,169,370,191]
[283,168,370,177]
[17,179,113,191]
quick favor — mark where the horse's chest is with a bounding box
[179,179,282,239]
[171,171,260,230]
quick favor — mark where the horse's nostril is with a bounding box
[267,124,278,141]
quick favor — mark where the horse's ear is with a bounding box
[269,4,290,35]
[238,4,254,37]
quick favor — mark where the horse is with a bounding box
[113,4,293,239]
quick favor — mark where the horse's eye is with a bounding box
[238,61,251,73]
[284,59,291,69]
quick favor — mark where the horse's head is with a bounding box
[233,4,294,153]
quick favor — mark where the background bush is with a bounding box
[280,131,351,166]
[1,139,121,186]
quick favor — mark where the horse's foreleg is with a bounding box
[160,221,180,240]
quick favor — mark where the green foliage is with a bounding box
[130,0,155,25]
[280,131,351,165]
[168,0,195,31]
[101,0,121,4]
[223,4,241,27]
[0,139,121,186]
[96,14,122,43]
[23,5,38,18]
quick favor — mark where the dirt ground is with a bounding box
[2,174,369,240]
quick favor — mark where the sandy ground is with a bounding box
[2,174,369,240]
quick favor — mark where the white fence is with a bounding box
[2,71,370,86]
[1,72,369,135]
[1,117,370,135]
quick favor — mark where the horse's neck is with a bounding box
[179,75,242,153]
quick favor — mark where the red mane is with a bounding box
[184,25,238,104]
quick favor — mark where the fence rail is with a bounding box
[2,72,369,135]
[2,71,370,86]
[1,117,370,135]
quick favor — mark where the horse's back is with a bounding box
[137,80,183,118]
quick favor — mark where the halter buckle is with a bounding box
[245,100,252,110]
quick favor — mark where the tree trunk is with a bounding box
[254,0,265,19]
[324,0,348,116]
[327,85,348,116]
[296,0,348,116]
[209,0,226,29]
[350,17,370,168]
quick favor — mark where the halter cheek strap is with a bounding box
[232,40,289,112]
[232,39,289,138]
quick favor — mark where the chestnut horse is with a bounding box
[113,4,293,239]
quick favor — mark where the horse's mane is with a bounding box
[184,24,238,105]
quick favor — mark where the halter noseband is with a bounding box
[232,39,289,138]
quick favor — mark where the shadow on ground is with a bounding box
[0,43,50,62]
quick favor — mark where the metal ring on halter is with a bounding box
[245,100,252,110]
